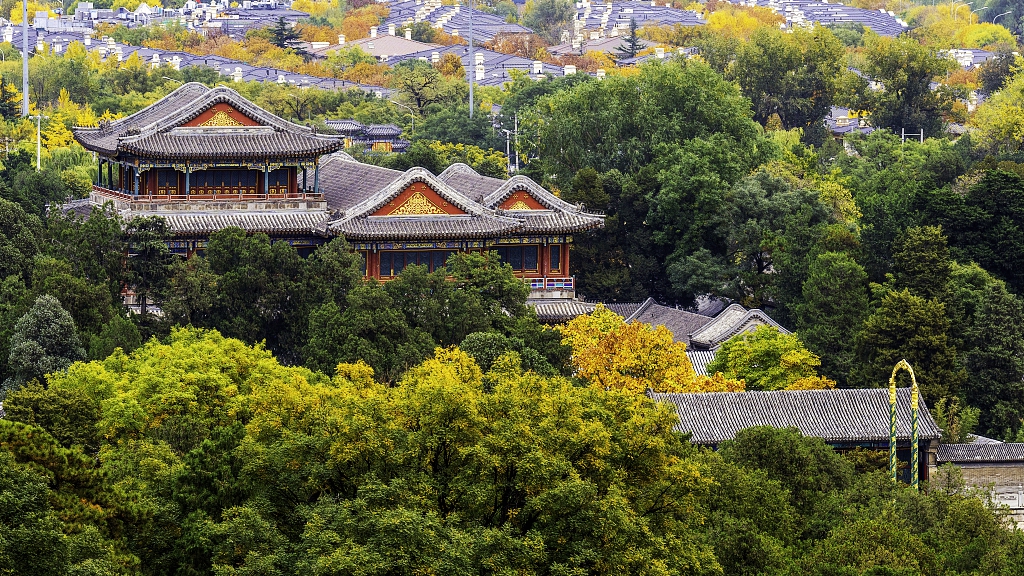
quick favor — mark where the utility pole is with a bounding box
[21,0,28,117]
[468,0,473,118]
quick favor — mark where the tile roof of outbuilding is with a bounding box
[532,299,596,322]
[649,387,942,445]
[625,298,716,345]
[937,443,1024,463]
[686,350,718,376]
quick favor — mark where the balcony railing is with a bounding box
[527,277,574,291]
[92,185,324,202]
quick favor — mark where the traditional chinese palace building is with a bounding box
[71,82,603,297]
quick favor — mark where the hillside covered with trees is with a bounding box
[3,329,1024,575]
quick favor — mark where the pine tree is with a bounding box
[615,18,643,59]
[3,295,85,397]
[269,17,301,50]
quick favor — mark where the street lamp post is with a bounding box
[951,0,972,21]
[971,6,987,22]
[31,114,44,171]
[389,100,415,136]
[993,10,1012,23]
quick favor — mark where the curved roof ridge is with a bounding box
[438,162,480,180]
[339,166,505,221]
[623,297,657,323]
[79,81,210,131]
[133,84,327,138]
[484,175,603,216]
[689,305,790,347]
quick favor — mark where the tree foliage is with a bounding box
[559,304,744,392]
[706,325,835,391]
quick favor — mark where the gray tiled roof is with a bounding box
[604,302,645,318]
[937,443,1024,463]
[686,350,717,376]
[483,175,604,233]
[319,153,404,211]
[335,214,522,239]
[326,163,604,240]
[649,388,942,445]
[120,129,340,161]
[439,164,506,202]
[73,81,210,154]
[150,211,331,235]
[74,83,342,160]
[329,167,524,240]
[688,304,790,349]
[532,300,596,322]
[625,298,715,345]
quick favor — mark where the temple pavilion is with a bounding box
[72,82,603,298]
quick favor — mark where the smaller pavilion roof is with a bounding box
[649,388,942,445]
[937,443,1024,463]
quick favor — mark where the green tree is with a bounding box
[3,294,85,396]
[305,284,433,381]
[614,17,644,59]
[163,254,218,328]
[862,34,956,137]
[890,225,951,301]
[0,196,43,282]
[522,0,574,44]
[123,216,173,318]
[731,26,845,141]
[662,170,829,308]
[928,170,1024,293]
[413,105,505,151]
[707,325,830,390]
[30,255,114,339]
[944,262,1024,438]
[852,289,965,402]
[205,227,303,362]
[797,251,870,385]
[719,426,854,518]
[564,168,663,301]
[88,313,142,361]
[268,16,301,49]
[459,331,555,375]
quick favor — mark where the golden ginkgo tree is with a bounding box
[558,304,745,394]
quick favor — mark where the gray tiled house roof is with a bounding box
[623,299,790,350]
[937,443,1024,463]
[649,388,941,445]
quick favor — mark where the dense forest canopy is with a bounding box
[2,329,1024,575]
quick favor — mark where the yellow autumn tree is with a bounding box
[559,305,744,393]
[705,5,784,40]
[9,1,56,24]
